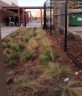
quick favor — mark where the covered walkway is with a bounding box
[2,6,43,27]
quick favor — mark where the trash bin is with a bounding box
[69,13,82,26]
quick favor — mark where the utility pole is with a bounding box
[0,24,8,96]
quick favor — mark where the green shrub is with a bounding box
[20,50,36,62]
[54,80,82,96]
[39,48,60,65]
[40,37,52,49]
[44,63,72,77]
[27,37,38,51]
[3,48,20,68]
[3,52,17,68]
[10,42,24,52]
[15,79,38,89]
[2,37,11,43]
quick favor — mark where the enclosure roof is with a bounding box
[2,6,44,9]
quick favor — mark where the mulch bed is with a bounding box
[52,30,82,67]
[4,28,82,96]
[48,31,82,85]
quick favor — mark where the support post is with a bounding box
[40,9,42,26]
[18,8,20,26]
[43,3,46,29]
[30,12,31,23]
[64,0,68,51]
[50,0,52,35]
[0,24,8,96]
[23,8,25,26]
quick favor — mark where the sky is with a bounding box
[18,0,46,16]
[18,0,46,6]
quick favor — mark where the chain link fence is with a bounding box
[44,0,82,69]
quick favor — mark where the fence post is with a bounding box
[50,0,52,35]
[43,3,46,29]
[0,24,8,96]
[64,0,68,51]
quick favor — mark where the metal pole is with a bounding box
[50,0,52,35]
[0,24,8,96]
[23,8,25,26]
[64,0,68,51]
[40,9,42,26]
[30,12,31,23]
[18,8,21,26]
[43,3,46,29]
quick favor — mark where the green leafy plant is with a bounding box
[54,80,82,96]
[10,42,24,52]
[2,36,11,43]
[15,78,38,90]
[27,37,38,51]
[40,37,52,49]
[39,48,60,65]
[3,48,20,68]
[43,63,72,77]
[20,50,36,62]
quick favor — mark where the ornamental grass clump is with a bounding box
[10,42,25,52]
[27,37,38,51]
[39,48,60,65]
[3,48,20,68]
[20,50,36,62]
[43,62,72,77]
[40,37,52,49]
[15,79,38,90]
[54,80,82,96]
[24,28,37,41]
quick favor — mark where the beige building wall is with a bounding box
[0,0,18,6]
[1,0,11,5]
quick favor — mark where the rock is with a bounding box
[64,77,70,82]
[75,72,79,75]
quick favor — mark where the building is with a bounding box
[0,0,18,26]
[0,0,18,7]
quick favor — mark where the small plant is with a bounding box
[27,37,38,51]
[24,29,36,41]
[2,36,11,43]
[54,80,82,96]
[15,79,38,90]
[43,63,72,77]
[39,48,60,65]
[40,37,52,48]
[2,42,8,48]
[3,48,20,68]
[10,42,24,52]
[68,33,76,40]
[20,50,36,62]
[35,28,46,37]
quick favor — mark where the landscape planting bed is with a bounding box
[2,28,82,96]
[53,30,82,67]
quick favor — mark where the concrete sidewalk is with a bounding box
[26,20,42,28]
[1,20,42,39]
[1,26,19,39]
